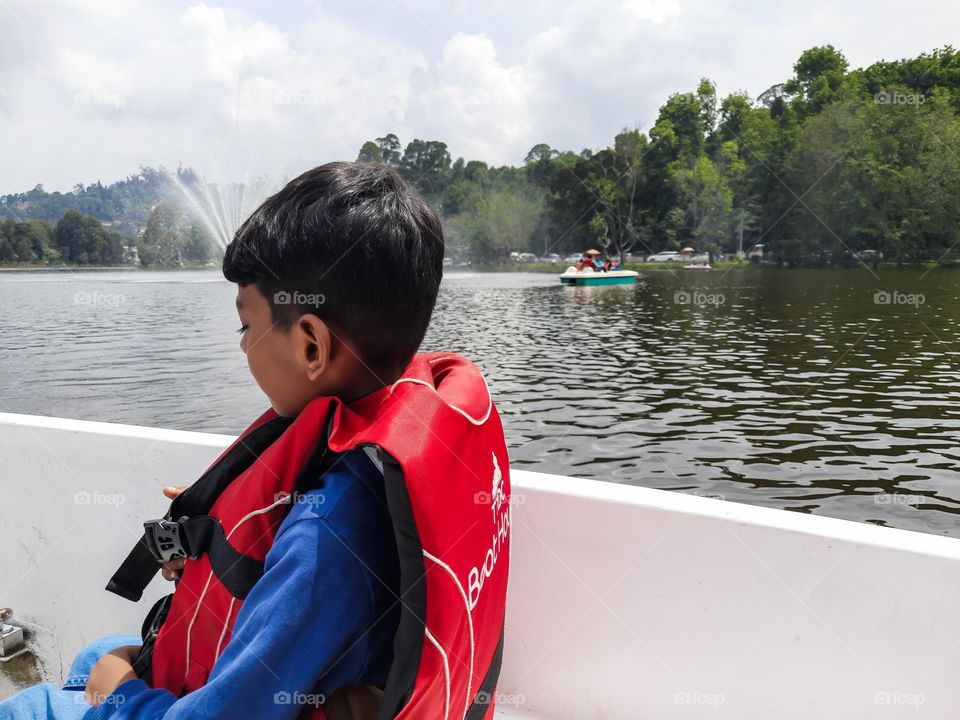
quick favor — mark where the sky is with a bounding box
[1,0,958,193]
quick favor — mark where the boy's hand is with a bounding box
[161,486,188,581]
[85,645,140,706]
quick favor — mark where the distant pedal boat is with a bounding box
[559,267,638,285]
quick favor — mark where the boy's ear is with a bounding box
[296,314,333,381]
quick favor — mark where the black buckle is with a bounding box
[142,517,193,564]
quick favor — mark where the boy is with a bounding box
[0,161,511,720]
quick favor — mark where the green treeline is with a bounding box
[0,211,125,265]
[357,45,960,266]
[3,45,959,268]
[2,167,167,226]
[0,204,213,267]
[0,167,215,267]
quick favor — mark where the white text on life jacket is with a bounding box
[467,452,510,611]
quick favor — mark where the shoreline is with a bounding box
[0,264,215,272]
[454,260,960,273]
[3,261,960,273]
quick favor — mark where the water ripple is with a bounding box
[2,267,960,536]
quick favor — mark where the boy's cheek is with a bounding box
[245,343,300,415]
[245,347,273,395]
[243,344,271,394]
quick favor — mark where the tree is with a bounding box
[357,141,383,163]
[11,44,960,270]
[400,139,452,196]
[53,209,123,264]
[0,219,57,264]
[524,144,556,164]
[673,155,734,254]
[375,134,403,167]
[348,47,960,264]
[523,144,557,187]
[784,45,850,114]
[449,188,545,261]
[184,223,214,263]
[137,201,214,266]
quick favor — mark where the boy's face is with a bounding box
[235,284,322,417]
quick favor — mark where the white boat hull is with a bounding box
[2,411,960,718]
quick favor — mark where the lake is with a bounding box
[1,267,959,536]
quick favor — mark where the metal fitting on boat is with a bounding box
[0,608,27,662]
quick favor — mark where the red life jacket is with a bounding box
[108,353,511,719]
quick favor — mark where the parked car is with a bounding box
[517,252,538,263]
[541,253,562,263]
[647,251,680,262]
[563,253,583,264]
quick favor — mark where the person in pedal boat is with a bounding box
[0,162,511,720]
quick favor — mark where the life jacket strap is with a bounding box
[105,414,294,603]
[142,515,266,601]
[186,515,265,600]
[464,622,505,720]
[132,593,173,683]
[106,539,162,602]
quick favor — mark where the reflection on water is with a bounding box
[1,267,959,536]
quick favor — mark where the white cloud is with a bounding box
[0,0,428,190]
[410,33,538,164]
[0,0,957,191]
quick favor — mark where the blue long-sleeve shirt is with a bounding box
[87,448,401,720]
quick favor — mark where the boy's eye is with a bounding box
[237,325,249,334]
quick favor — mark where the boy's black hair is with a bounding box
[223,161,444,378]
